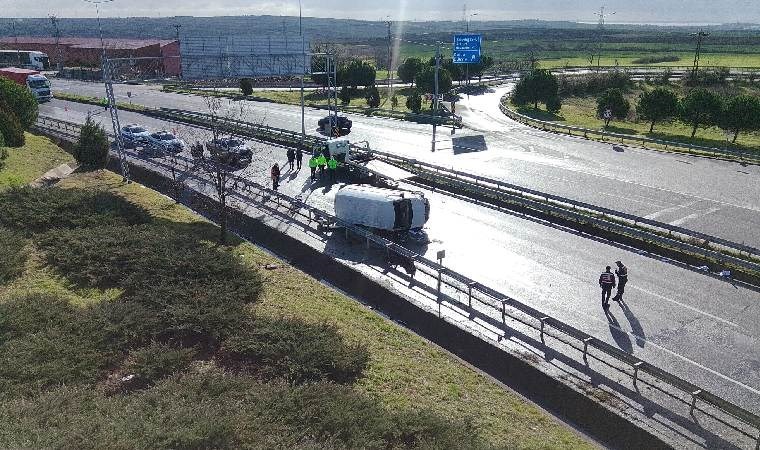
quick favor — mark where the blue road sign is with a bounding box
[453,34,481,64]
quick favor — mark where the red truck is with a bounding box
[0,67,52,102]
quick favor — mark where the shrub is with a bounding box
[364,85,381,108]
[0,228,27,285]
[122,342,195,385]
[632,54,680,64]
[596,88,631,126]
[546,95,562,114]
[0,106,24,148]
[0,187,150,235]
[239,78,253,96]
[73,117,109,169]
[338,85,351,105]
[558,71,631,97]
[0,78,38,129]
[405,90,422,113]
[219,317,369,384]
[87,300,165,353]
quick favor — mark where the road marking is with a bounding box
[669,207,722,227]
[634,286,739,328]
[644,200,701,220]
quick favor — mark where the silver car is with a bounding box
[120,124,151,148]
[207,137,253,167]
[146,131,186,154]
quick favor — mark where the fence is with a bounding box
[497,95,760,164]
[34,114,760,448]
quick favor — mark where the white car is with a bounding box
[145,131,185,154]
[120,124,151,148]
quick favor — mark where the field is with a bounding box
[0,133,74,189]
[0,136,591,448]
[515,81,760,152]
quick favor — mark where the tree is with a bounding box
[338,85,352,106]
[74,117,109,169]
[0,106,24,148]
[469,55,495,83]
[339,60,376,89]
[397,57,423,86]
[416,66,453,96]
[0,78,38,130]
[546,96,562,114]
[364,85,381,108]
[406,90,422,113]
[390,95,399,110]
[720,95,760,143]
[513,69,559,109]
[636,88,680,133]
[680,89,723,138]
[596,89,631,127]
[240,78,253,96]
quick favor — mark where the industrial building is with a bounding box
[0,37,180,76]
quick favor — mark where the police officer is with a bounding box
[613,261,628,302]
[308,155,318,181]
[327,156,338,181]
[286,148,296,171]
[296,148,304,170]
[316,153,327,178]
[599,266,616,309]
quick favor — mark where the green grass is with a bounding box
[0,162,592,448]
[516,82,760,152]
[0,133,74,191]
[248,86,416,113]
[537,52,760,69]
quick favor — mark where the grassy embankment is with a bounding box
[516,82,760,152]
[0,136,591,448]
[0,133,74,189]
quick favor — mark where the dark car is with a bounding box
[207,137,253,168]
[318,115,352,134]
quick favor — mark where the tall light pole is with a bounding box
[465,11,477,86]
[691,30,709,77]
[299,0,306,145]
[385,16,394,104]
[594,6,615,71]
[49,15,63,71]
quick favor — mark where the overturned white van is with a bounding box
[334,185,430,232]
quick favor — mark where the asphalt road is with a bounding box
[51,79,760,246]
[41,91,760,414]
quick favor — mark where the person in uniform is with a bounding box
[296,148,304,170]
[286,148,296,171]
[308,156,318,181]
[599,266,616,309]
[327,156,338,181]
[613,261,628,302]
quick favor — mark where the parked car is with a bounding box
[318,115,352,135]
[120,124,151,148]
[207,137,253,168]
[145,131,185,154]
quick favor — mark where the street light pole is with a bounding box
[385,17,393,105]
[431,42,440,153]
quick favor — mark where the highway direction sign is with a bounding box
[453,34,482,64]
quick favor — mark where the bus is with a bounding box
[0,50,50,70]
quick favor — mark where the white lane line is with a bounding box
[634,286,740,328]
[644,200,701,220]
[669,207,723,227]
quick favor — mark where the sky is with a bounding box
[1,0,758,24]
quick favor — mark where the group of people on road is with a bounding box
[270,145,341,191]
[308,152,339,182]
[599,260,628,309]
[270,148,304,191]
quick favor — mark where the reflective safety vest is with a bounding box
[308,157,318,168]
[327,158,338,170]
[599,272,615,286]
[316,155,327,166]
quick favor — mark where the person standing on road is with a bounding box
[316,153,327,178]
[327,156,338,182]
[612,261,628,302]
[308,155,318,181]
[599,266,616,309]
[286,148,296,171]
[296,148,304,170]
[270,163,281,191]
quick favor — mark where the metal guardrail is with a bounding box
[34,114,760,447]
[352,147,760,271]
[498,95,760,164]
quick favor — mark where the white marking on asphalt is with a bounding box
[634,286,739,328]
[668,207,722,227]
[644,200,701,220]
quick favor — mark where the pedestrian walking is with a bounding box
[327,156,338,181]
[296,148,303,170]
[308,155,318,181]
[316,153,327,178]
[599,266,616,309]
[286,148,296,171]
[612,261,628,302]
[270,163,281,191]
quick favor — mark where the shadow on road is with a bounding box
[605,308,633,354]
[452,135,488,154]
[618,299,646,349]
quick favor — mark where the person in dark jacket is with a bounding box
[270,163,281,191]
[286,148,296,171]
[296,148,304,170]
[612,261,628,302]
[599,266,616,309]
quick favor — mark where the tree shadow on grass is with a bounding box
[516,106,565,122]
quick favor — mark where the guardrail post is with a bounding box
[501,300,506,325]
[540,317,549,341]
[632,361,644,385]
[583,337,593,359]
[690,390,702,415]
[467,281,477,309]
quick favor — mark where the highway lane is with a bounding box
[51,79,760,246]
[40,98,760,414]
